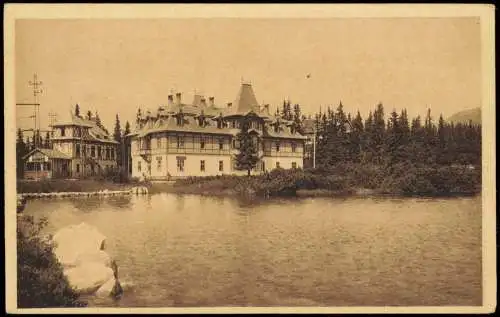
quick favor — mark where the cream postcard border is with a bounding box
[4,3,496,314]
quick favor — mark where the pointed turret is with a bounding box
[234,82,260,114]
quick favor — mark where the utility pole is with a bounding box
[17,73,43,180]
[28,73,43,148]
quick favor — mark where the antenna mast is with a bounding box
[28,73,43,147]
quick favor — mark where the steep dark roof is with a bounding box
[51,113,94,128]
[51,112,118,144]
[137,115,235,138]
[233,83,260,114]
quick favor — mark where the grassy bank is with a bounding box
[16,179,138,194]
[17,215,87,308]
[157,162,481,199]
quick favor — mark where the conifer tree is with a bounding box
[123,121,131,137]
[423,108,437,165]
[25,136,31,152]
[113,114,122,167]
[386,110,402,168]
[16,129,26,178]
[235,115,259,176]
[293,104,303,134]
[371,103,386,164]
[75,104,80,117]
[33,130,42,149]
[44,131,51,149]
[350,111,364,162]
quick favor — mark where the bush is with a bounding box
[17,215,87,308]
[168,163,481,198]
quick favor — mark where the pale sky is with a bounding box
[15,18,481,133]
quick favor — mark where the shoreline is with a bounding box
[16,164,481,202]
[148,184,480,199]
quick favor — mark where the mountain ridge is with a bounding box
[447,107,481,125]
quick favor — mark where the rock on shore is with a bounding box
[52,222,122,298]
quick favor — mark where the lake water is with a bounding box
[23,194,482,307]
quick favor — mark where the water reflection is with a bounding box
[70,197,104,212]
[22,194,482,307]
[107,196,133,209]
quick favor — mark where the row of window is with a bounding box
[25,162,51,171]
[59,127,83,137]
[138,157,298,173]
[75,144,116,160]
[140,137,298,152]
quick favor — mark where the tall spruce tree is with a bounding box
[293,104,303,134]
[386,110,402,168]
[123,121,131,137]
[33,130,42,149]
[334,101,349,163]
[113,114,122,167]
[409,115,426,165]
[350,111,364,163]
[371,103,386,164]
[44,131,51,149]
[25,136,31,152]
[363,110,375,163]
[423,108,437,165]
[235,116,259,176]
[75,104,80,117]
[16,129,26,178]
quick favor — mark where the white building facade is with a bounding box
[127,83,307,179]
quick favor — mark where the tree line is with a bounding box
[234,99,480,177]
[273,99,480,169]
[311,102,481,169]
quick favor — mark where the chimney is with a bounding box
[200,98,207,107]
[168,95,174,106]
[209,97,215,107]
[176,92,182,105]
[227,102,232,108]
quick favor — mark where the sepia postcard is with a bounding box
[4,3,496,314]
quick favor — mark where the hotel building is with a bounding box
[127,83,307,179]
